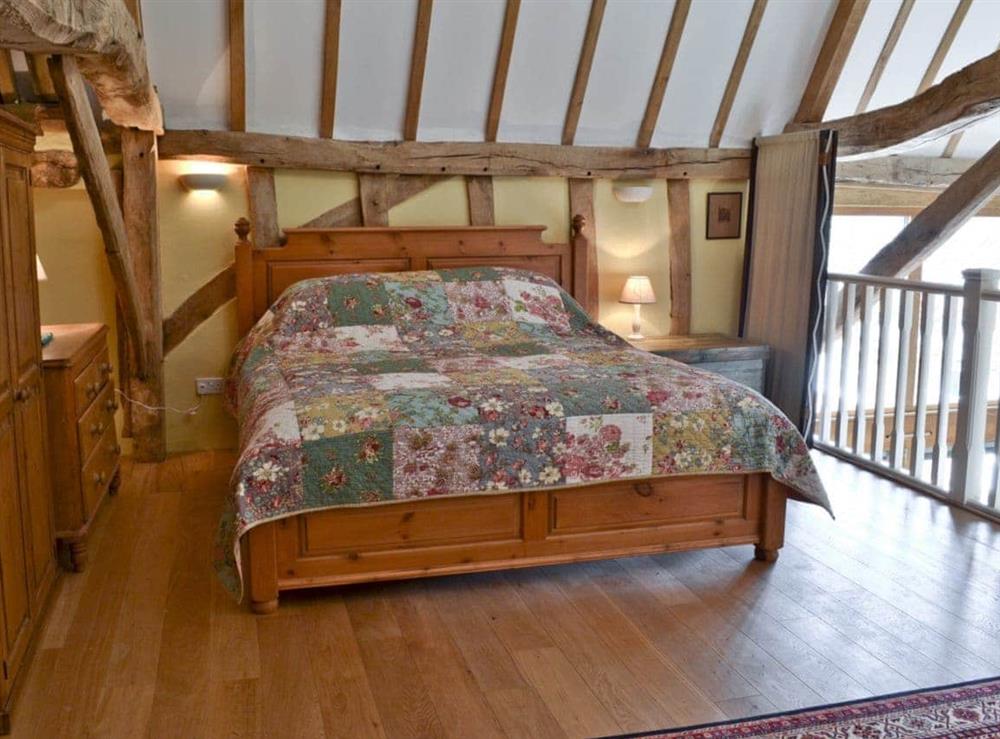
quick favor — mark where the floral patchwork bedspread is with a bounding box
[217,267,831,596]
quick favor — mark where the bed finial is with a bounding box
[571,213,586,237]
[234,217,251,243]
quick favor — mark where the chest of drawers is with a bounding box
[41,324,120,572]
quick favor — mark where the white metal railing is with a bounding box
[813,268,1000,522]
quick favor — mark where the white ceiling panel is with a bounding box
[650,0,754,148]
[246,0,326,137]
[498,0,590,144]
[144,0,228,130]
[574,0,675,147]
[935,0,1000,80]
[724,0,837,146]
[825,0,905,121]
[865,0,959,112]
[419,0,506,142]
[335,0,418,141]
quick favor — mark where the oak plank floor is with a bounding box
[10,452,1000,738]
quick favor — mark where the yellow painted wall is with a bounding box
[33,156,747,453]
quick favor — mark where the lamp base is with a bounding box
[627,332,644,340]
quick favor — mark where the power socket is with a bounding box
[195,378,225,396]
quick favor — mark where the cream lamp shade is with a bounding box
[619,275,656,304]
[35,255,47,282]
[619,275,655,340]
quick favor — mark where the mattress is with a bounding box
[216,267,830,596]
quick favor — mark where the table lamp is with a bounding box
[37,255,53,347]
[619,275,656,340]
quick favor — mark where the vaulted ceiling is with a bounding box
[123,0,1000,159]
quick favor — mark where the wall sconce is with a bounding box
[178,173,229,192]
[613,180,653,204]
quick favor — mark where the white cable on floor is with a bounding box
[114,388,201,416]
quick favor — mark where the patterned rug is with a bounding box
[605,678,1000,738]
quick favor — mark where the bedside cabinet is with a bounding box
[630,334,770,393]
[41,324,121,572]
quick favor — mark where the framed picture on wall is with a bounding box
[706,192,743,240]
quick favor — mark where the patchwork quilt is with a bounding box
[217,267,831,596]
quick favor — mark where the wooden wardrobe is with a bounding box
[0,110,56,731]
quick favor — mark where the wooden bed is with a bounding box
[234,222,789,613]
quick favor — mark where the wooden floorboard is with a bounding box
[10,451,1000,738]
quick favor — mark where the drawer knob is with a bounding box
[13,387,28,402]
[100,362,113,376]
[93,472,105,485]
[86,382,101,398]
[105,399,119,413]
[90,422,105,436]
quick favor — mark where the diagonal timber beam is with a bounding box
[836,156,973,190]
[860,138,1000,278]
[50,55,151,373]
[0,0,162,132]
[636,0,691,148]
[793,0,869,123]
[788,49,1000,158]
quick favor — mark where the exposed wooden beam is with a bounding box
[246,167,281,246]
[359,173,390,226]
[942,39,1000,158]
[916,0,972,95]
[300,175,440,228]
[855,0,913,114]
[403,0,433,141]
[636,0,691,149]
[229,0,245,132]
[159,130,752,179]
[860,138,1000,277]
[121,127,165,461]
[49,55,150,373]
[568,179,598,317]
[485,0,519,143]
[788,49,1000,158]
[835,184,1000,217]
[710,0,767,147]
[0,0,162,131]
[563,0,606,146]
[30,148,79,187]
[667,179,691,334]
[466,176,494,225]
[793,0,869,123]
[25,53,56,102]
[836,156,973,190]
[163,265,236,355]
[0,50,17,103]
[122,0,143,29]
[319,0,341,138]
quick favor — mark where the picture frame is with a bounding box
[706,191,743,240]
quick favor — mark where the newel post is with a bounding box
[950,269,1000,503]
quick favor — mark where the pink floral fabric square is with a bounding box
[392,426,483,498]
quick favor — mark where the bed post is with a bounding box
[234,217,255,336]
[755,476,787,562]
[247,522,279,614]
[571,213,599,318]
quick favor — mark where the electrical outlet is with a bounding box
[195,378,225,396]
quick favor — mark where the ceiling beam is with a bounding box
[0,0,162,131]
[709,0,767,148]
[403,0,433,141]
[0,50,17,103]
[793,0,870,124]
[787,49,1000,158]
[916,0,971,95]
[860,138,1000,277]
[562,0,606,146]
[228,0,245,132]
[836,156,973,190]
[30,149,79,188]
[636,0,691,149]
[158,129,751,180]
[942,38,1000,158]
[485,0,519,142]
[854,0,913,114]
[319,0,341,138]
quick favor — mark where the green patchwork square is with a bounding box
[301,431,393,505]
